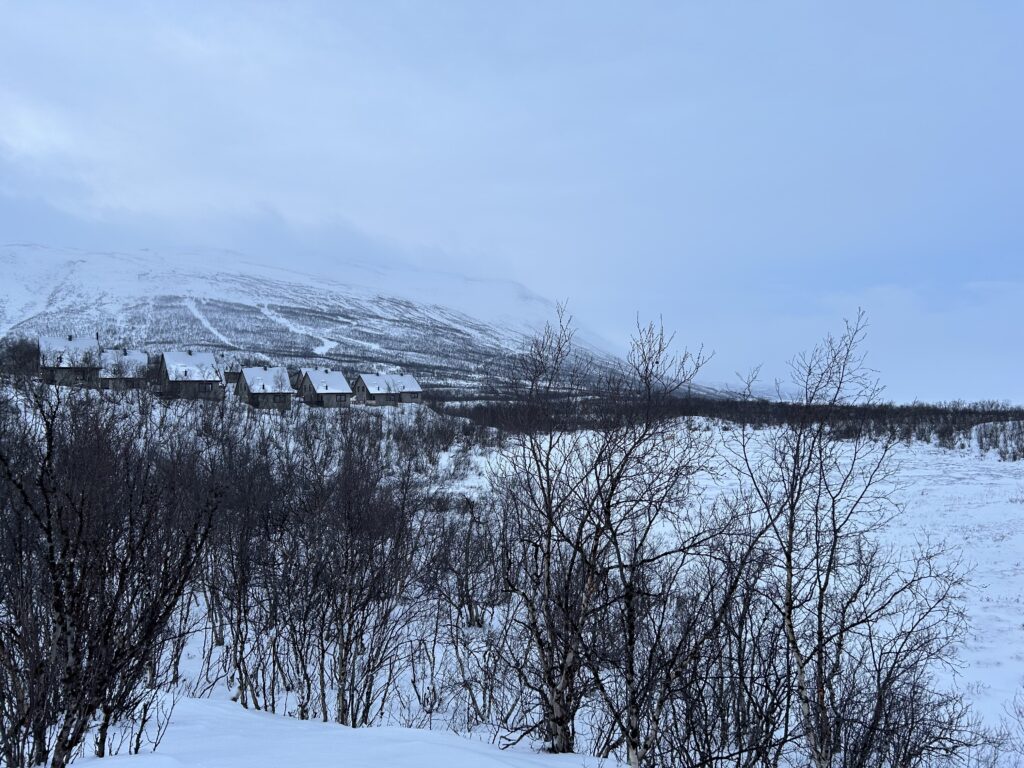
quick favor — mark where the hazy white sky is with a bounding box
[1,2,1021,401]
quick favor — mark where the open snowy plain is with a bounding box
[891,442,1024,726]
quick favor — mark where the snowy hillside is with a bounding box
[0,244,561,392]
[0,244,736,398]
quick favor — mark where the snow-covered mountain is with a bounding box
[0,244,563,393]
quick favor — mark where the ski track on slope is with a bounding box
[184,297,235,348]
[257,303,390,355]
[257,303,335,356]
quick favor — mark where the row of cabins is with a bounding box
[37,336,147,388]
[37,336,423,411]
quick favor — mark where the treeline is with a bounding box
[0,312,1009,767]
[683,396,1024,449]
[442,377,1024,458]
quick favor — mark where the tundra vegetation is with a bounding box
[0,314,1014,767]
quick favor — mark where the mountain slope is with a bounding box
[0,244,560,392]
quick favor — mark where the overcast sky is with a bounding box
[1,2,1021,402]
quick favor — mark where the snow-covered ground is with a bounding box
[76,698,609,768]
[887,441,1024,724]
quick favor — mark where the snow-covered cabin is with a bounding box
[38,335,101,386]
[158,351,225,400]
[237,366,295,411]
[99,348,150,390]
[297,367,352,408]
[351,373,423,406]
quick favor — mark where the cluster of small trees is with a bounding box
[199,406,441,725]
[976,420,1024,462]
[0,387,219,767]
[0,384,471,767]
[0,313,1000,768]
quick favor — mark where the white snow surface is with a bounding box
[76,698,605,768]
[713,431,1024,728]
[887,441,1024,723]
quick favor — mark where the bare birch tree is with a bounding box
[491,307,605,753]
[732,312,983,768]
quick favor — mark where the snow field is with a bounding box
[76,698,610,768]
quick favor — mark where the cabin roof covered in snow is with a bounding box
[215,351,243,372]
[38,335,100,368]
[100,349,149,379]
[161,351,222,382]
[241,366,295,394]
[356,373,422,394]
[300,367,352,394]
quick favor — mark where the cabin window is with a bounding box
[201,382,212,392]
[368,394,376,401]
[273,394,286,403]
